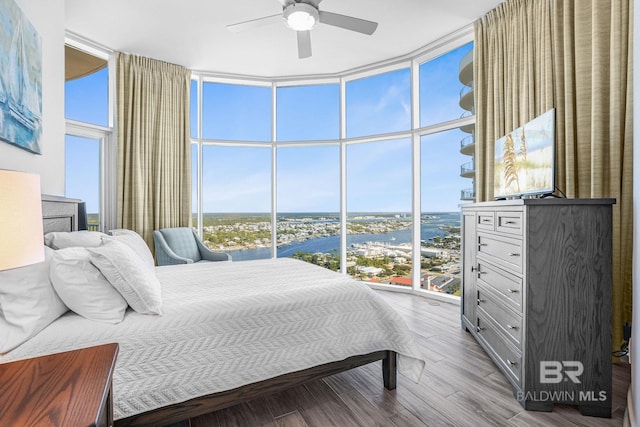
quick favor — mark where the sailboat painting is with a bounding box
[0,0,42,154]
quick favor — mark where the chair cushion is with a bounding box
[159,228,201,262]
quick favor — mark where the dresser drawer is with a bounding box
[477,232,523,273]
[496,211,523,235]
[477,212,495,231]
[477,284,522,348]
[477,313,522,387]
[476,261,522,311]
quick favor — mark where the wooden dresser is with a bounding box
[461,199,613,417]
[0,343,119,426]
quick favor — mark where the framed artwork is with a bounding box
[0,0,42,154]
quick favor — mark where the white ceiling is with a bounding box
[65,0,503,79]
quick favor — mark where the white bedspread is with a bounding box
[0,258,425,420]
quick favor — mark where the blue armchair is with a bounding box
[153,227,231,266]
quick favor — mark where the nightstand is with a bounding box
[0,343,119,427]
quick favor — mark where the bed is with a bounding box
[0,196,426,427]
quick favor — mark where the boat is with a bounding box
[7,19,40,131]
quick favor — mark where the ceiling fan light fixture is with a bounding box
[284,3,319,31]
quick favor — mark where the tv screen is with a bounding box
[494,108,555,199]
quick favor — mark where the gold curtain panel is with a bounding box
[65,45,107,81]
[116,53,192,251]
[474,0,633,357]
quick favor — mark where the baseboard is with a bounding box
[625,386,636,427]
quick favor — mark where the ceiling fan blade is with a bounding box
[297,30,312,59]
[226,13,282,33]
[318,11,378,35]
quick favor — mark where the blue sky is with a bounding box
[65,43,473,215]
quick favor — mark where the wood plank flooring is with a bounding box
[183,290,629,427]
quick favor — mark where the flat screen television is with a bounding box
[494,108,555,199]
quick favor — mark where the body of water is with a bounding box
[228,212,460,261]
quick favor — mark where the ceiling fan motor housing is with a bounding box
[283,2,320,31]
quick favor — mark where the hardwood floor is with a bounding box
[183,290,629,427]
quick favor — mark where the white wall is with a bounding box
[0,0,65,195]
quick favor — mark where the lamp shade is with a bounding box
[0,170,44,270]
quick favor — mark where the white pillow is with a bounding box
[44,231,107,250]
[0,247,68,353]
[88,239,162,315]
[106,229,155,268]
[50,247,128,324]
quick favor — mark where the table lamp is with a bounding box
[0,170,44,270]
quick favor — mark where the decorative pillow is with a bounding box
[44,231,107,250]
[106,229,155,268]
[50,247,128,323]
[0,247,68,353]
[88,239,162,315]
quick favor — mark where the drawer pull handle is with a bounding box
[504,220,516,225]
[477,299,485,304]
[478,243,488,246]
[507,325,518,330]
[507,289,518,294]
[506,359,517,367]
[508,253,520,257]
[481,219,491,223]
[476,326,485,332]
[471,266,476,272]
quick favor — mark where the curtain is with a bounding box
[474,0,633,355]
[116,53,192,250]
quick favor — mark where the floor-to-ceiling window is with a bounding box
[195,82,273,259]
[64,42,113,231]
[277,146,340,269]
[420,128,469,295]
[417,42,474,297]
[189,32,475,300]
[275,84,341,268]
[346,138,412,285]
[344,68,413,285]
[201,145,272,260]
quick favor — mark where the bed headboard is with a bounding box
[41,195,82,234]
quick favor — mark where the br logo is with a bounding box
[540,361,584,384]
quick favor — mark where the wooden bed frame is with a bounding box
[41,195,398,427]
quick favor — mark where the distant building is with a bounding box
[391,276,424,287]
[421,247,444,258]
[357,266,385,276]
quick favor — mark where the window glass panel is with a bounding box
[65,65,108,126]
[346,69,411,138]
[276,84,339,141]
[277,146,340,270]
[420,42,474,127]
[65,135,100,229]
[202,83,271,141]
[190,80,198,139]
[201,146,271,260]
[346,138,412,285]
[420,128,470,297]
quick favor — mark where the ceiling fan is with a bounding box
[226,0,378,59]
